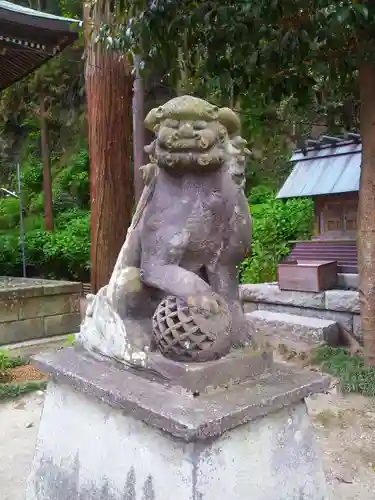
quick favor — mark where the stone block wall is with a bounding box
[0,278,82,346]
[240,283,362,344]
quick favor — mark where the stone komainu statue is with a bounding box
[78,96,252,367]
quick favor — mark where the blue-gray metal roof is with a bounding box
[0,1,79,23]
[277,140,362,199]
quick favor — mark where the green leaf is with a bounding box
[352,3,369,20]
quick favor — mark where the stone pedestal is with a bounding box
[26,348,329,500]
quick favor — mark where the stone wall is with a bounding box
[0,278,82,346]
[240,283,362,343]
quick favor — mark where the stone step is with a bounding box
[246,310,339,354]
[1,334,70,358]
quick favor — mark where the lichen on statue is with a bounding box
[78,95,252,368]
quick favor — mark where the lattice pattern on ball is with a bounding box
[152,296,216,360]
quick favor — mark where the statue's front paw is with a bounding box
[187,295,222,314]
[85,293,96,317]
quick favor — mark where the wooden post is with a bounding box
[84,2,133,293]
[40,94,54,232]
[132,54,146,204]
[358,62,375,366]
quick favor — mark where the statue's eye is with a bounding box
[164,119,179,128]
[194,121,208,130]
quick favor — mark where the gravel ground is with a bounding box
[1,387,375,500]
[0,391,44,500]
[308,386,375,499]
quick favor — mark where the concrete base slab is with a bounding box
[145,349,273,393]
[1,334,69,358]
[25,348,329,499]
[26,385,328,500]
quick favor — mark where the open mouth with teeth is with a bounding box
[155,147,225,170]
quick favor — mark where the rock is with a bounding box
[243,302,258,313]
[325,290,360,313]
[246,310,340,349]
[240,284,325,310]
[337,273,358,290]
[256,303,354,339]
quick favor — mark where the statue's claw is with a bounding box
[187,295,221,314]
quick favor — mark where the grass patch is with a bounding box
[311,345,375,397]
[0,380,47,401]
[0,350,46,400]
[64,333,76,347]
[0,349,28,382]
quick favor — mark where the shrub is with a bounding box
[0,350,10,382]
[53,149,89,210]
[240,196,313,283]
[247,184,275,205]
[20,160,43,195]
[0,232,21,275]
[0,350,26,382]
[0,211,90,281]
[0,197,20,230]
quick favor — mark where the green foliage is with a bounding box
[0,381,47,401]
[52,149,90,211]
[20,160,43,195]
[0,212,90,281]
[98,0,369,136]
[240,194,313,283]
[247,185,275,205]
[311,345,375,397]
[0,350,28,382]
[0,350,10,382]
[64,334,77,347]
[0,149,90,281]
[0,233,21,275]
[0,197,20,230]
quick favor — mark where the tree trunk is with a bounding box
[358,62,375,366]
[84,3,133,293]
[40,94,53,232]
[132,54,146,204]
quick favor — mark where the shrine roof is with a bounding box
[0,0,81,91]
[277,135,361,199]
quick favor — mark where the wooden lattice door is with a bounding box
[323,201,344,236]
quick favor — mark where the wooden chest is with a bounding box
[277,260,338,292]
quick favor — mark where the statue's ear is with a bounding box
[144,108,159,132]
[218,108,241,136]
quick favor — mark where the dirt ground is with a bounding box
[1,382,375,499]
[308,386,375,499]
[7,365,47,383]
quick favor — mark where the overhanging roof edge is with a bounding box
[0,1,82,32]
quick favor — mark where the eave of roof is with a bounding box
[0,1,81,30]
[0,1,81,91]
[277,138,362,199]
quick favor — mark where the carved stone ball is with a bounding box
[152,295,231,362]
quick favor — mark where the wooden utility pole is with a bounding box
[40,94,54,231]
[84,2,133,293]
[37,0,53,231]
[358,62,375,366]
[132,54,146,204]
